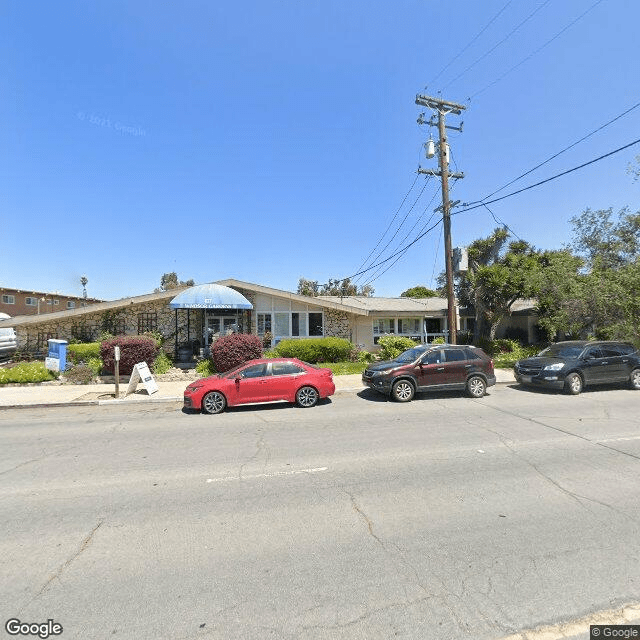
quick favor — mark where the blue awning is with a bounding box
[169,284,253,310]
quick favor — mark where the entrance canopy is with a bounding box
[169,284,253,310]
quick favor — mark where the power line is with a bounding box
[442,0,553,91]
[481,203,523,241]
[456,137,640,216]
[428,1,514,87]
[466,99,640,205]
[351,173,421,279]
[469,0,606,99]
[354,176,432,283]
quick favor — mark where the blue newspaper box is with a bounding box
[47,339,68,372]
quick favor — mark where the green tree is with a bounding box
[155,272,195,292]
[457,229,539,341]
[297,277,374,297]
[400,286,438,298]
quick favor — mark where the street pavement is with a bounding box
[0,369,517,408]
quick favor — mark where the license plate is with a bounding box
[521,375,532,383]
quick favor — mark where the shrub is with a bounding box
[196,358,217,377]
[86,357,103,376]
[272,337,353,363]
[210,334,263,373]
[100,336,159,375]
[0,362,58,384]
[356,350,376,363]
[64,363,96,385]
[152,350,173,375]
[67,342,101,365]
[431,336,446,345]
[377,335,419,360]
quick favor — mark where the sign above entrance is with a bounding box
[169,283,253,310]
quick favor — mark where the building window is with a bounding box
[137,312,157,334]
[67,301,75,309]
[373,318,395,335]
[25,297,37,306]
[274,313,289,337]
[53,299,59,305]
[398,318,421,334]
[2,295,15,304]
[257,313,272,335]
[291,312,308,337]
[309,313,323,336]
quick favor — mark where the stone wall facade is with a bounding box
[324,309,351,341]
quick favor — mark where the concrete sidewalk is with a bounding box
[0,369,516,409]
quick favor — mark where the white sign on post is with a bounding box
[125,362,159,397]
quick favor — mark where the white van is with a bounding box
[0,313,18,360]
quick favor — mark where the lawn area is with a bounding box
[317,362,368,375]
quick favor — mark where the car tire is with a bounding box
[630,368,640,390]
[296,386,318,408]
[391,379,415,402]
[564,372,583,395]
[202,391,226,414]
[466,375,486,398]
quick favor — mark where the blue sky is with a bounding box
[1,0,639,301]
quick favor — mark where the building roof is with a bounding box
[318,296,449,314]
[0,288,189,328]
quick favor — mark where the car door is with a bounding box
[233,363,271,403]
[441,347,469,385]
[598,344,628,382]
[415,349,447,389]
[268,361,305,401]
[580,346,607,384]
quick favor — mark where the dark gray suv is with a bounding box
[514,340,640,395]
[362,344,496,402]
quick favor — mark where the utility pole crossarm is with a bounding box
[415,94,467,115]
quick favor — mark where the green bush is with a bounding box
[86,357,103,376]
[195,358,217,377]
[431,336,446,345]
[64,364,96,385]
[0,362,58,384]
[377,335,419,360]
[152,350,173,375]
[272,337,353,363]
[67,342,101,365]
[356,350,376,363]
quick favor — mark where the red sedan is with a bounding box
[183,358,335,414]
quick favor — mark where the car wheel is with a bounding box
[564,372,583,395]
[630,368,640,390]
[202,391,226,414]
[466,375,486,398]
[391,379,415,402]
[296,386,318,408]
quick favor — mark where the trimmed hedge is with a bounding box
[377,335,419,360]
[100,336,159,375]
[272,337,353,363]
[211,334,263,373]
[0,362,58,384]
[67,342,101,365]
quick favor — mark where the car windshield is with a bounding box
[395,347,427,363]
[537,344,584,358]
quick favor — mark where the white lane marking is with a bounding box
[206,467,328,483]
[598,436,640,443]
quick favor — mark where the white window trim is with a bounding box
[2,295,16,304]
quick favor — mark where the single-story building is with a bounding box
[0,278,539,356]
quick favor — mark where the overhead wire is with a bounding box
[465,99,640,206]
[354,176,432,283]
[428,0,514,87]
[441,0,553,91]
[351,173,421,281]
[468,0,606,99]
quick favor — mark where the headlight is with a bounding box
[543,363,564,372]
[187,384,203,392]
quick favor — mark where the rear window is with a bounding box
[444,348,467,362]
[272,362,305,375]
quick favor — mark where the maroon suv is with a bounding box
[362,343,496,402]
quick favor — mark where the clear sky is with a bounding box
[1,0,639,301]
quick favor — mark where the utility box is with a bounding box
[46,339,68,372]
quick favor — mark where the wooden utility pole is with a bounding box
[415,94,465,344]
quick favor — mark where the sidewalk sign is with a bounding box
[125,362,159,397]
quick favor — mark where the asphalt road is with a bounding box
[1,385,640,640]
